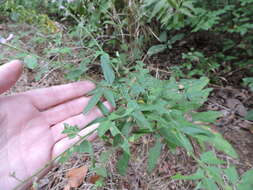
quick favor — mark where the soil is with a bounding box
[1,23,253,190]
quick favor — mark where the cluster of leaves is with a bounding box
[0,0,59,32]
[144,0,253,87]
[173,151,253,190]
[61,51,253,189]
[1,0,253,189]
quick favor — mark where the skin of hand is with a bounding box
[0,60,113,190]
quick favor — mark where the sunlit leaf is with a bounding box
[24,55,38,69]
[224,166,239,185]
[172,168,204,180]
[200,151,225,165]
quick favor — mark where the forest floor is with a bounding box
[1,23,253,190]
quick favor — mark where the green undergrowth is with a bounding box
[1,0,253,189]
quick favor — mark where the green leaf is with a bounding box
[66,69,84,81]
[168,33,185,44]
[121,139,130,155]
[200,151,225,165]
[160,126,193,152]
[191,111,221,123]
[103,89,116,107]
[185,77,210,92]
[83,89,103,114]
[100,53,115,84]
[197,133,238,158]
[24,55,38,69]
[180,126,213,137]
[110,125,121,136]
[99,150,112,163]
[243,77,253,92]
[121,122,132,137]
[167,0,178,8]
[159,31,167,42]
[62,124,80,139]
[97,101,110,116]
[205,166,223,183]
[202,178,219,190]
[147,44,167,56]
[147,139,162,173]
[237,169,253,190]
[224,166,239,185]
[77,140,93,154]
[172,168,204,180]
[245,110,253,121]
[58,149,73,163]
[132,111,152,130]
[117,152,130,175]
[98,121,112,137]
[94,166,107,177]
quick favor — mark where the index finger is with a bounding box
[23,81,95,110]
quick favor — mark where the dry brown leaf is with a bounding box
[88,174,100,184]
[226,98,247,116]
[65,166,88,188]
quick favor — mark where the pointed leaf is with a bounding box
[103,89,116,107]
[147,139,162,173]
[83,90,103,114]
[192,111,221,123]
[121,139,130,155]
[132,111,152,130]
[224,166,239,184]
[238,169,253,190]
[100,53,115,84]
[172,168,204,180]
[147,44,167,56]
[110,125,121,136]
[98,121,112,137]
[117,152,130,175]
[200,151,225,165]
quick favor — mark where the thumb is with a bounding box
[0,60,23,94]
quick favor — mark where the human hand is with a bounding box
[0,60,112,190]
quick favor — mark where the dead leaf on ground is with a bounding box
[88,174,101,184]
[238,120,253,133]
[226,98,247,117]
[65,166,88,189]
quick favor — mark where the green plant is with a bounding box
[173,151,253,190]
[2,0,253,189]
[243,78,253,92]
[147,33,185,56]
[0,0,59,32]
[142,0,196,30]
[57,52,243,189]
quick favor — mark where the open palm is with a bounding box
[0,60,112,190]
